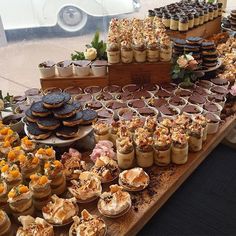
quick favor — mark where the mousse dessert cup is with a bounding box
[116,137,135,169]
[91,60,108,76]
[147,39,160,62]
[73,60,91,76]
[38,61,55,78]
[121,41,133,63]
[171,132,189,164]
[133,37,146,63]
[107,42,120,64]
[203,102,223,116]
[57,60,73,77]
[160,35,172,62]
[182,104,203,118]
[205,112,221,134]
[159,105,180,119]
[187,122,203,152]
[168,96,187,111]
[153,132,172,166]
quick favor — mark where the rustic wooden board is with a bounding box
[167,17,221,39]
[10,116,236,235]
[108,62,171,86]
[40,75,109,90]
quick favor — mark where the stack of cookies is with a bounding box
[230,10,236,31]
[25,92,97,140]
[173,39,186,57]
[201,41,218,67]
[185,37,203,64]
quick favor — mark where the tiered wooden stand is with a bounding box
[11,116,236,235]
[167,16,221,39]
[40,62,171,90]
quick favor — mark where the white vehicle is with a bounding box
[0,0,140,33]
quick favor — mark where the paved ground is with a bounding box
[0,0,235,96]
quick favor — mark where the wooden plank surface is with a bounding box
[166,17,221,39]
[10,116,236,235]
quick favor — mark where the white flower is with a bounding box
[84,47,97,61]
[0,99,4,111]
[185,54,194,61]
[177,56,188,68]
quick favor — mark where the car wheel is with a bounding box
[57,6,88,32]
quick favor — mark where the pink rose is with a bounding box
[177,56,188,68]
[187,60,198,70]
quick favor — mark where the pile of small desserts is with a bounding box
[106,17,172,64]
[0,121,151,235]
[24,91,97,140]
[39,60,108,78]
[148,1,222,32]
[173,37,219,68]
[222,9,236,31]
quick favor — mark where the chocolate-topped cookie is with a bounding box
[30,101,51,117]
[25,109,38,123]
[62,92,72,103]
[81,109,98,125]
[71,101,82,111]
[53,104,76,119]
[27,123,52,140]
[56,126,79,139]
[42,92,65,108]
[63,111,83,127]
[37,117,60,130]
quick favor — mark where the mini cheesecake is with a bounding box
[118,108,137,121]
[203,102,220,113]
[56,126,79,139]
[210,86,228,95]
[63,112,83,127]
[30,101,51,117]
[81,109,98,125]
[168,96,186,107]
[74,94,93,106]
[37,117,60,130]
[25,109,38,123]
[42,92,65,109]
[53,104,76,119]
[159,105,179,117]
[160,83,177,93]
[142,83,158,92]
[186,37,203,46]
[27,123,52,140]
[182,104,202,116]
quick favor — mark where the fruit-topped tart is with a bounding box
[69,209,106,236]
[35,146,56,165]
[61,148,88,181]
[68,171,102,203]
[0,180,9,213]
[21,136,36,152]
[8,184,34,216]
[1,164,22,190]
[44,160,66,196]
[91,155,119,183]
[29,173,52,210]
[0,140,12,156]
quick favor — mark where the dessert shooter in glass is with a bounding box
[186,122,203,152]
[92,120,110,143]
[106,40,120,64]
[121,40,133,64]
[160,34,172,62]
[171,131,189,164]
[117,137,135,169]
[133,34,147,63]
[192,114,208,142]
[146,37,160,62]
[153,131,172,166]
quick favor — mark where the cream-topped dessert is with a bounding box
[7,146,25,164]
[92,120,110,143]
[0,210,11,236]
[42,194,78,225]
[119,167,149,191]
[17,216,54,236]
[192,114,208,141]
[0,141,12,156]
[35,147,56,164]
[98,184,131,217]
[69,209,106,236]
[187,122,203,152]
[68,171,102,202]
[21,136,36,152]
[91,155,119,183]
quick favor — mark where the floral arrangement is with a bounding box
[0,90,13,112]
[71,31,107,61]
[171,54,198,87]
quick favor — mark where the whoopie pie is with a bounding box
[30,101,51,117]
[42,92,65,109]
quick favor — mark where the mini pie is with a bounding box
[68,171,102,202]
[119,167,150,191]
[42,194,78,225]
[91,155,119,183]
[69,209,106,236]
[98,184,131,217]
[17,215,54,236]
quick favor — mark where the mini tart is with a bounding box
[8,184,33,213]
[0,140,12,156]
[17,216,54,236]
[37,117,60,130]
[42,194,78,225]
[25,109,38,123]
[63,111,83,127]
[81,109,98,125]
[29,174,52,210]
[30,101,51,117]
[91,155,119,183]
[0,210,11,236]
[56,126,79,139]
[53,104,76,119]
[35,147,56,162]
[61,148,88,180]
[68,171,102,202]
[98,184,131,217]
[27,123,52,140]
[119,167,150,191]
[0,180,9,212]
[69,209,106,236]
[7,146,25,163]
[42,92,65,109]
[21,136,36,152]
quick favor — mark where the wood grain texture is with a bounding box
[166,17,221,39]
[10,116,236,236]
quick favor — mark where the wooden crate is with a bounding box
[40,75,109,90]
[108,61,171,86]
[167,17,222,39]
